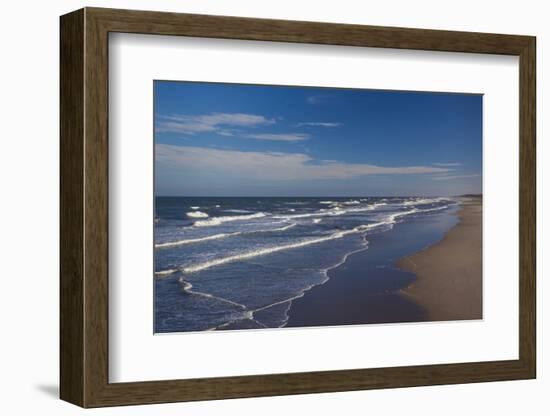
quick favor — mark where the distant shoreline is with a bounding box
[397,197,482,321]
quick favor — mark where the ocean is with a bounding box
[154,196,459,333]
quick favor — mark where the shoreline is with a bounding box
[285,199,482,328]
[284,206,462,328]
[397,198,482,321]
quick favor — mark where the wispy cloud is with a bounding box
[296,122,342,128]
[306,95,328,105]
[157,144,453,181]
[432,174,480,181]
[432,162,462,167]
[156,112,275,135]
[245,133,310,142]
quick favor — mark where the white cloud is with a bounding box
[296,122,342,128]
[155,121,215,134]
[245,133,310,142]
[432,174,480,181]
[156,112,275,135]
[432,162,462,167]
[156,144,453,181]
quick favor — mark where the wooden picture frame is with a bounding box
[60,7,536,408]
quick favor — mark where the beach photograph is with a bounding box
[153,81,482,333]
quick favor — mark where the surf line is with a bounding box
[181,216,397,274]
[181,226,366,273]
[267,243,371,328]
[178,205,446,275]
[210,314,268,331]
[178,279,270,330]
[179,279,247,310]
[155,221,297,249]
[213,242,372,330]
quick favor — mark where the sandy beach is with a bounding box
[397,197,482,321]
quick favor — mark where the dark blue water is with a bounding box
[154,196,459,333]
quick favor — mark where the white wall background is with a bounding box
[0,0,545,414]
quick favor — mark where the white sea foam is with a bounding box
[386,208,418,223]
[313,218,322,224]
[180,205,447,273]
[179,279,247,309]
[183,223,379,273]
[155,222,296,248]
[403,197,447,206]
[186,211,209,218]
[275,202,387,220]
[338,204,386,214]
[156,232,237,248]
[346,207,420,234]
[342,200,360,205]
[210,310,259,331]
[418,205,450,213]
[155,269,177,277]
[183,235,341,273]
[319,201,335,205]
[190,206,200,210]
[373,204,449,225]
[223,209,253,214]
[194,212,266,227]
[274,209,345,220]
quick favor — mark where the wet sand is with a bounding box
[398,198,482,321]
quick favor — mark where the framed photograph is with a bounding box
[60,7,536,407]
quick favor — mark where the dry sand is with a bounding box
[397,198,482,321]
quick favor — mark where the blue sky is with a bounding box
[154,81,482,196]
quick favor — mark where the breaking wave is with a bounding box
[181,207,430,273]
[155,222,296,248]
[193,212,266,227]
[186,211,209,218]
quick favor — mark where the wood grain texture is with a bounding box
[83,10,110,406]
[518,38,536,375]
[59,7,537,408]
[89,7,532,54]
[59,8,85,407]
